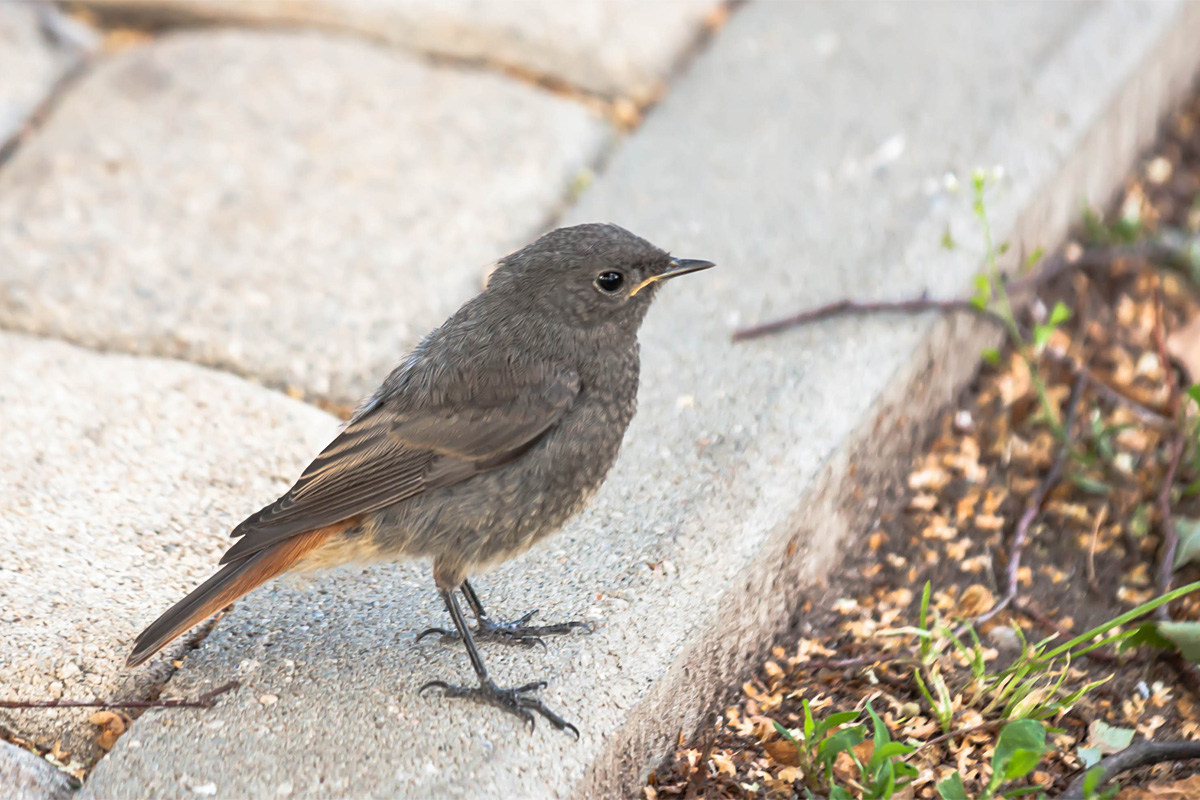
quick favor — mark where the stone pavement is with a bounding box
[0,1,93,151]
[1,1,1199,799]
[79,0,714,100]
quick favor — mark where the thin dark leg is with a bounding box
[417,579,587,649]
[419,588,578,737]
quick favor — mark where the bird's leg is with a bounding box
[419,588,578,737]
[417,579,587,648]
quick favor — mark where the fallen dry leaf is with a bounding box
[1124,773,1200,799]
[1168,313,1200,383]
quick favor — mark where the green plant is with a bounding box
[896,581,1200,728]
[772,701,917,799]
[966,169,1068,439]
[935,719,1050,799]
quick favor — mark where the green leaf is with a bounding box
[1024,247,1045,270]
[802,699,815,741]
[1068,472,1111,496]
[936,771,968,800]
[1121,621,1175,654]
[1077,746,1102,769]
[1082,765,1106,798]
[1033,323,1052,351]
[1187,384,1200,406]
[816,725,865,768]
[1173,518,1200,570]
[772,720,799,746]
[941,226,956,250]
[982,347,1001,366]
[1088,721,1135,755]
[1048,300,1072,327]
[992,719,1047,782]
[1157,620,1200,662]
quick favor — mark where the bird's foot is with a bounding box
[420,677,578,737]
[417,610,587,649]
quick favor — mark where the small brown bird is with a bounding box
[127,223,713,734]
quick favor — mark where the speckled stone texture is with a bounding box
[0,741,75,800]
[0,333,339,764]
[81,2,1200,799]
[0,29,610,405]
[76,0,716,98]
[0,2,94,150]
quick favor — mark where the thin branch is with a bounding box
[914,721,1002,752]
[1014,600,1120,663]
[0,681,239,710]
[972,371,1088,629]
[731,240,1193,343]
[1060,739,1200,799]
[1008,241,1190,298]
[1157,432,1186,622]
[731,297,989,342]
[1087,503,1108,594]
[1043,351,1173,429]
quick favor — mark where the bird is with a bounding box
[126,222,714,734]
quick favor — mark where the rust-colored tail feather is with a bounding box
[126,528,334,668]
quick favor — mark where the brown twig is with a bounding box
[1087,504,1108,593]
[914,721,1001,752]
[1013,600,1120,663]
[791,655,884,672]
[731,296,988,342]
[972,371,1088,629]
[1060,739,1200,799]
[1042,351,1173,429]
[0,681,239,710]
[1008,241,1189,298]
[732,240,1192,343]
[1157,433,1186,622]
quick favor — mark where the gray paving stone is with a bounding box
[0,1,95,151]
[81,3,1200,799]
[0,332,339,765]
[0,741,75,800]
[78,0,715,99]
[0,28,610,405]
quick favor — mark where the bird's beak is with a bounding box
[629,258,716,296]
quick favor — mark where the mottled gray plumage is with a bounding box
[128,223,713,733]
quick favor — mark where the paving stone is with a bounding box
[81,3,1200,799]
[0,2,95,151]
[0,29,609,405]
[0,741,75,800]
[0,333,340,765]
[78,0,715,98]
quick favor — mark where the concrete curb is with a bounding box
[566,1,1200,795]
[78,2,1200,798]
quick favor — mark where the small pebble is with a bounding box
[258,694,279,706]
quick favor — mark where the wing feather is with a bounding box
[219,366,579,565]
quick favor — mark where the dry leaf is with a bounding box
[1125,773,1200,799]
[956,585,995,618]
[763,739,801,767]
[1168,313,1200,383]
[89,710,129,750]
[711,751,736,776]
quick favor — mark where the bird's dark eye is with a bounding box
[595,270,625,293]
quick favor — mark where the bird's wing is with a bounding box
[219,366,581,565]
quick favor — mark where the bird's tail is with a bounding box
[126,528,334,668]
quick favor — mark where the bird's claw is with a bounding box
[420,677,578,737]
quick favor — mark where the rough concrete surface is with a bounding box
[0,333,340,764]
[0,28,609,405]
[78,2,1200,799]
[0,740,76,800]
[0,1,94,150]
[78,0,716,99]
